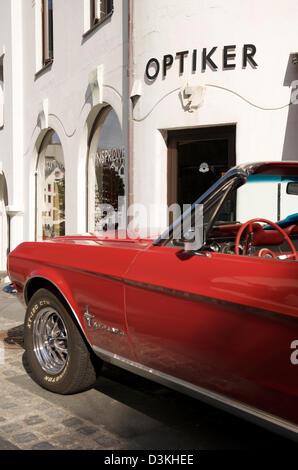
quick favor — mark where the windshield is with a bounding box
[160,170,298,252]
[211,174,298,227]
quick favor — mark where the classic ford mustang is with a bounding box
[7,161,298,440]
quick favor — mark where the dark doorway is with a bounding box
[167,125,236,219]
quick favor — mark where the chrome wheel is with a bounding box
[33,307,68,375]
[25,289,99,394]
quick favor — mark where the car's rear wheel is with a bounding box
[24,288,99,394]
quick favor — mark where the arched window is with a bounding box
[88,107,125,232]
[36,130,65,240]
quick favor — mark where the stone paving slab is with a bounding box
[0,435,20,450]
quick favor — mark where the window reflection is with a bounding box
[90,0,113,26]
[88,108,125,232]
[42,0,54,65]
[36,131,65,240]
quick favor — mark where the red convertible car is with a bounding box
[7,161,298,440]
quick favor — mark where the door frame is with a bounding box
[167,125,236,209]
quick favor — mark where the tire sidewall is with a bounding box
[24,289,80,393]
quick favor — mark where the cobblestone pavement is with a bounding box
[0,288,134,450]
[0,284,297,451]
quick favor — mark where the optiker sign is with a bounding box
[145,44,258,80]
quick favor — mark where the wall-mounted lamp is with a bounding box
[182,84,205,111]
[130,80,142,107]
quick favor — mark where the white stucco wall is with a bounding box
[132,0,298,230]
[0,0,24,268]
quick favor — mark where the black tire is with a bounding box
[24,288,99,394]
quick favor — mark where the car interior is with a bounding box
[169,173,298,260]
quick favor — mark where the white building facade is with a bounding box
[0,0,130,273]
[0,0,298,270]
[132,0,298,232]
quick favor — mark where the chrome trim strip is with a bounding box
[70,267,123,283]
[24,272,297,334]
[25,263,123,286]
[124,279,297,325]
[93,345,298,440]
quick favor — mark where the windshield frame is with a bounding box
[154,169,246,248]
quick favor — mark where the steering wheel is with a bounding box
[235,218,298,261]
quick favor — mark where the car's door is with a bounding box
[125,244,298,424]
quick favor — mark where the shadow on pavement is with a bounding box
[17,339,298,450]
[0,324,24,349]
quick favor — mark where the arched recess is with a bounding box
[0,172,8,271]
[35,129,65,240]
[87,105,126,232]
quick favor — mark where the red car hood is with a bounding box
[43,231,154,250]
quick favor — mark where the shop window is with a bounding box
[88,107,125,232]
[90,0,113,26]
[36,131,65,240]
[42,0,54,66]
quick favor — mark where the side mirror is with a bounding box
[182,204,204,251]
[287,182,298,195]
[171,204,204,251]
[183,226,204,252]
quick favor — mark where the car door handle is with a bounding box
[193,251,212,258]
[177,250,212,261]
